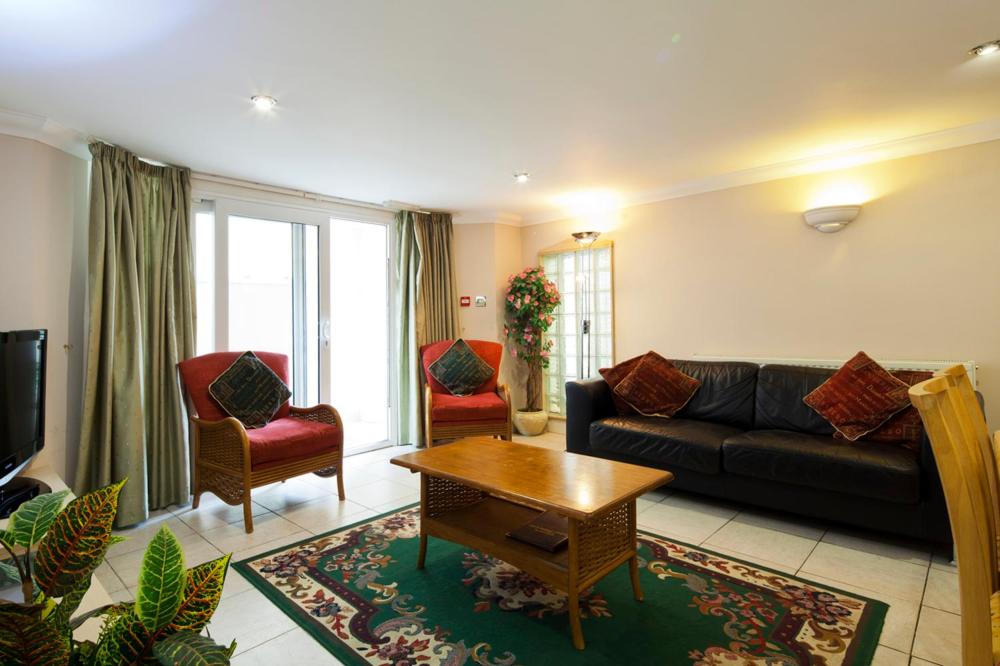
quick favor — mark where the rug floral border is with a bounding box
[234,502,888,665]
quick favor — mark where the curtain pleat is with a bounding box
[75,143,195,526]
[394,211,459,446]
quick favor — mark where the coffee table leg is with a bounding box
[629,556,643,601]
[568,588,585,650]
[417,473,428,569]
[628,499,643,601]
[567,520,585,650]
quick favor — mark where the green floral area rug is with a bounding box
[234,506,886,665]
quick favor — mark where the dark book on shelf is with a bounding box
[506,510,569,552]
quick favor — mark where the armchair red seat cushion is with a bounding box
[431,392,508,423]
[246,417,342,469]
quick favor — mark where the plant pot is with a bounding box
[513,409,548,436]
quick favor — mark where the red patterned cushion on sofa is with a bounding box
[804,351,911,442]
[841,369,932,448]
[613,352,701,418]
[599,354,646,415]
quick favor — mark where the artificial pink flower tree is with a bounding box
[503,266,561,412]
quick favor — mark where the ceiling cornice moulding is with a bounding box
[452,210,523,226]
[520,116,1000,226]
[0,107,89,159]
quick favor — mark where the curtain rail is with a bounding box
[191,172,397,213]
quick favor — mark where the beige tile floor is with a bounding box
[99,432,961,665]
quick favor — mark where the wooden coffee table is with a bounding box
[390,437,673,650]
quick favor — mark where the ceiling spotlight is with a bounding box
[513,172,530,184]
[250,95,277,111]
[969,40,1000,57]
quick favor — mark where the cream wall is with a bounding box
[0,133,89,480]
[516,139,1000,426]
[453,221,524,396]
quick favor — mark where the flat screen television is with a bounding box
[0,329,46,488]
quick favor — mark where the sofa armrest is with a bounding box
[566,379,616,453]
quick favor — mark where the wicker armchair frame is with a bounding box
[183,385,345,533]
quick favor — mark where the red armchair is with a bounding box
[421,339,512,447]
[178,351,345,533]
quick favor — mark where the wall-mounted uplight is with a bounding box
[803,205,861,233]
[250,95,278,111]
[969,39,1000,57]
[571,231,601,246]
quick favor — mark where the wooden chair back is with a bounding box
[910,375,995,665]
[936,364,1000,583]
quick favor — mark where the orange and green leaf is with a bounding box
[94,607,151,665]
[0,602,70,666]
[33,479,126,598]
[8,490,70,547]
[136,527,186,632]
[168,554,231,633]
[94,554,232,663]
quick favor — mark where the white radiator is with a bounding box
[691,355,978,387]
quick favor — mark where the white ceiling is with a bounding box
[2,1,999,222]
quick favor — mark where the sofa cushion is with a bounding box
[599,354,645,415]
[722,430,921,503]
[432,391,508,423]
[613,352,701,417]
[854,369,932,448]
[246,417,342,469]
[672,360,758,429]
[754,365,837,435]
[590,416,744,474]
[803,351,911,441]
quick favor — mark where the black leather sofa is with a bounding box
[566,360,952,546]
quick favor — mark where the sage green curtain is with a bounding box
[394,211,460,446]
[75,143,196,527]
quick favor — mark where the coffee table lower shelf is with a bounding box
[415,474,643,650]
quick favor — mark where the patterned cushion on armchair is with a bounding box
[209,351,291,428]
[421,339,502,395]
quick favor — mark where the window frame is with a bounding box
[538,239,615,418]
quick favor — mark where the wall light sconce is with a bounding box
[572,231,601,246]
[803,205,861,233]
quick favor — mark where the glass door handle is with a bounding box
[321,320,331,347]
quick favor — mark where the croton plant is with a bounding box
[0,480,234,665]
[504,265,561,411]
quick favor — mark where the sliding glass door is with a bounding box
[228,215,320,404]
[329,220,390,449]
[194,198,393,452]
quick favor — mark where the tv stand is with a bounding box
[0,477,51,518]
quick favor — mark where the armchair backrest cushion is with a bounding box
[178,351,291,422]
[421,339,501,395]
